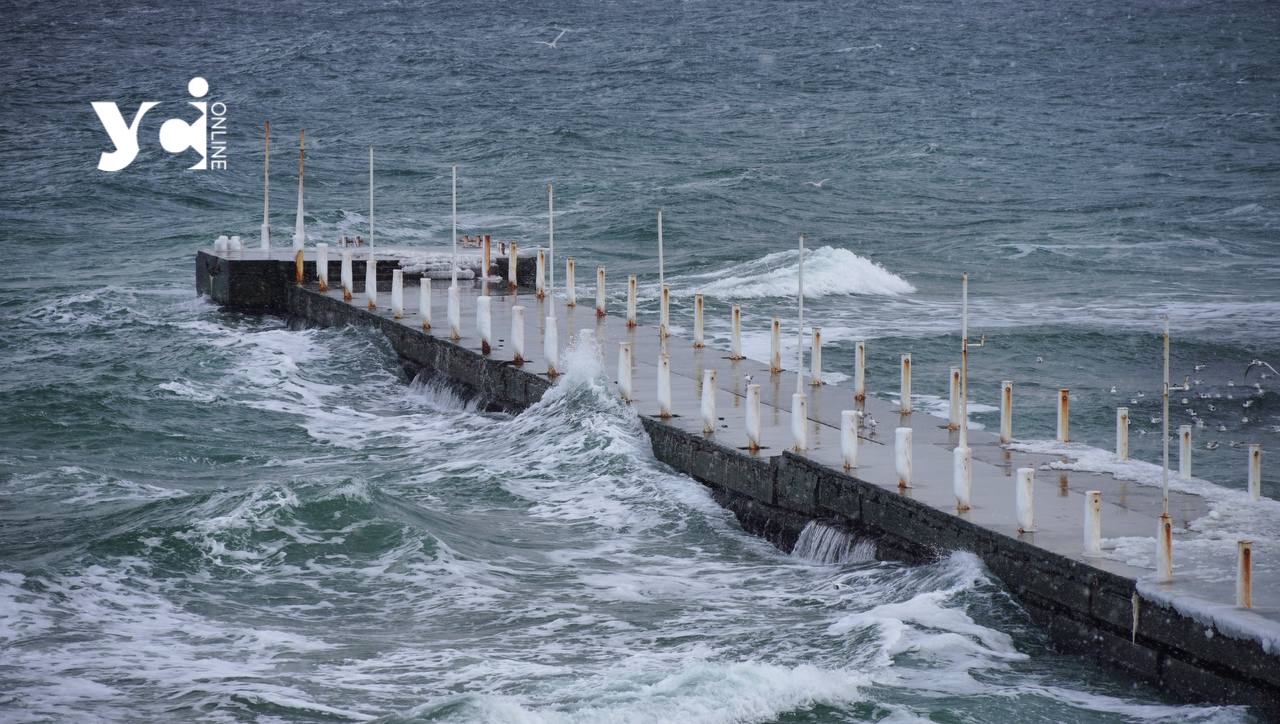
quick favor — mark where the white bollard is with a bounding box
[391,269,404,318]
[447,285,461,341]
[895,427,912,488]
[693,294,705,348]
[511,305,525,364]
[419,280,432,331]
[1000,380,1013,443]
[810,328,823,386]
[229,235,242,251]
[701,369,717,433]
[660,285,670,338]
[791,393,808,451]
[1057,388,1070,443]
[658,353,672,418]
[746,384,763,451]
[948,367,961,431]
[365,257,378,310]
[535,249,546,299]
[1084,491,1103,556]
[566,257,576,306]
[626,275,637,327]
[214,235,227,252]
[618,342,633,402]
[545,316,559,376]
[1249,444,1262,501]
[476,296,492,354]
[1237,540,1253,608]
[1016,467,1035,532]
[507,241,518,291]
[595,266,606,318]
[1116,407,1130,460]
[316,243,329,292]
[1156,514,1173,581]
[770,317,782,373]
[730,305,744,360]
[340,250,353,301]
[953,446,971,512]
[899,354,912,415]
[1179,424,1192,478]
[840,410,859,470]
[854,339,866,402]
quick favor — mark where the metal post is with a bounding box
[419,279,431,331]
[954,446,971,512]
[447,284,460,340]
[595,266,607,318]
[730,305,744,360]
[693,294,705,348]
[1179,424,1192,478]
[293,129,305,250]
[1249,444,1263,501]
[566,257,576,306]
[791,392,808,452]
[340,250,353,301]
[895,427,912,489]
[450,165,457,287]
[1156,514,1173,582]
[545,315,558,377]
[483,235,491,281]
[508,242,518,292]
[365,256,377,310]
[1237,540,1253,608]
[626,275,637,327]
[511,305,524,364]
[840,410,859,470]
[899,354,912,415]
[1000,380,1013,443]
[316,243,329,292]
[476,296,491,354]
[1084,491,1103,556]
[746,384,762,451]
[368,146,374,249]
[261,121,270,250]
[1057,388,1070,442]
[1016,468,1035,532]
[535,249,546,300]
[391,269,403,318]
[295,249,304,285]
[810,328,823,386]
[701,369,717,433]
[658,353,672,418]
[660,285,671,338]
[948,367,961,430]
[1116,407,1130,460]
[854,340,866,402]
[618,342,632,402]
[770,317,782,373]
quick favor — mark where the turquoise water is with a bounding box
[1,0,1277,720]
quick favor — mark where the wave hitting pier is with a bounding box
[196,247,1279,715]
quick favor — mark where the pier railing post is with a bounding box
[745,384,762,451]
[365,256,378,310]
[566,257,576,306]
[1249,444,1262,500]
[511,305,525,364]
[895,427,912,489]
[447,284,461,340]
[948,367,961,430]
[341,250,353,301]
[545,315,559,377]
[1016,467,1035,532]
[508,242,518,292]
[536,248,546,299]
[391,269,404,318]
[596,266,607,318]
[316,243,329,292]
[476,296,492,354]
[660,285,671,338]
[1057,388,1070,442]
[693,294,705,348]
[954,445,971,512]
[791,392,808,451]
[658,353,673,418]
[483,235,491,279]
[1116,407,1130,460]
[701,369,716,433]
[1000,380,1013,443]
[810,328,823,385]
[618,342,633,402]
[770,317,782,373]
[730,306,745,360]
[626,275,637,327]
[419,279,432,330]
[1237,540,1253,608]
[855,340,866,402]
[899,354,912,415]
[1179,424,1192,478]
[1084,490,1103,556]
[840,410,859,470]
[1156,513,1173,581]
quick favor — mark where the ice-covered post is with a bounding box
[316,243,329,292]
[391,269,404,318]
[660,285,671,339]
[1179,424,1192,478]
[1249,444,1263,501]
[948,367,961,431]
[626,275,637,327]
[1112,407,1128,459]
[1056,388,1070,442]
[1084,490,1103,556]
[770,317,782,373]
[701,369,717,433]
[791,391,808,451]
[292,129,305,250]
[746,384,762,451]
[340,250,353,301]
[657,353,672,418]
[1016,468,1035,532]
[854,340,866,402]
[260,121,271,250]
[1237,540,1253,608]
[899,354,912,415]
[595,266,607,317]
[365,256,378,310]
[447,285,461,341]
[1000,380,1013,443]
[535,249,547,299]
[476,296,492,354]
[419,279,432,331]
[544,317,559,377]
[511,305,525,364]
[810,328,823,386]
[507,242,518,292]
[730,305,744,360]
[895,427,912,489]
[566,257,576,306]
[1156,514,1173,582]
[617,342,633,402]
[840,410,859,470]
[693,294,705,348]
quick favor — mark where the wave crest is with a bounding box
[695,246,914,300]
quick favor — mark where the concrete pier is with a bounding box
[197,248,1279,715]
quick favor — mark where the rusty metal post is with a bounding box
[701,369,716,433]
[954,445,971,512]
[618,342,633,402]
[1000,380,1013,443]
[1249,444,1263,501]
[340,250,353,301]
[535,248,546,299]
[419,279,432,331]
[770,317,782,373]
[657,353,672,418]
[595,266,606,318]
[544,315,558,377]
[730,305,745,360]
[483,234,491,280]
[1179,424,1192,478]
[1237,540,1253,608]
[1084,491,1103,556]
[791,392,808,451]
[1156,513,1173,581]
[895,427,912,489]
[948,367,961,430]
[391,269,404,319]
[1116,407,1130,460]
[1016,467,1035,532]
[507,241,518,292]
[899,354,912,415]
[746,384,762,451]
[810,328,823,385]
[841,410,859,470]
[660,285,671,338]
[626,275,637,327]
[510,305,524,364]
[693,294,705,348]
[316,243,329,292]
[447,284,461,341]
[1057,388,1070,443]
[566,257,576,306]
[476,296,492,354]
[365,256,377,309]
[295,249,305,285]
[854,340,866,402]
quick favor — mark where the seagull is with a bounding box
[1245,359,1279,379]
[1243,399,1254,409]
[1227,379,1235,387]
[1218,424,1228,432]
[1208,404,1216,411]
[744,373,753,385]
[1036,356,1044,364]
[804,179,830,188]
[1205,441,1220,450]
[537,28,568,48]
[1109,386,1117,394]
[1195,363,1207,372]
[863,413,879,432]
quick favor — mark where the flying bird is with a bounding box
[537,28,568,48]
[804,179,830,188]
[1246,359,1278,379]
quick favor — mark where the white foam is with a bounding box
[691,246,915,300]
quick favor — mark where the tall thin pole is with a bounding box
[292,129,305,249]
[548,182,555,306]
[960,273,970,448]
[1162,316,1171,516]
[796,234,805,394]
[369,146,374,249]
[261,121,270,249]
[658,209,664,290]
[451,165,458,287]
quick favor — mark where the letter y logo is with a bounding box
[92,101,159,172]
